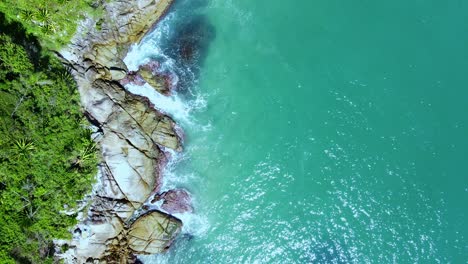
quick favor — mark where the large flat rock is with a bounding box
[128,211,182,254]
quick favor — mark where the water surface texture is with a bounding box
[130,0,468,262]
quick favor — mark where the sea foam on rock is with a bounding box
[54,0,192,263]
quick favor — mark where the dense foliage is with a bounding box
[0,0,102,49]
[0,13,97,263]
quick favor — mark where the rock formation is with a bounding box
[152,189,193,214]
[53,0,190,263]
[137,61,173,94]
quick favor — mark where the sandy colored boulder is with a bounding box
[138,67,170,94]
[128,211,182,254]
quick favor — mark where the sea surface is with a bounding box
[125,0,468,262]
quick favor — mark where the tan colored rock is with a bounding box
[128,211,182,254]
[138,67,170,94]
[99,131,156,209]
[94,79,182,151]
[110,68,128,80]
[72,217,125,261]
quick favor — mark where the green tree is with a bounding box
[0,15,97,263]
[0,0,103,49]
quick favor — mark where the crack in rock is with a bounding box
[53,0,188,263]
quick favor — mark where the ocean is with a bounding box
[125,0,468,262]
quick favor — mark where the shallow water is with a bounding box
[128,0,468,262]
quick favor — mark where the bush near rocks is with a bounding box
[0,0,103,50]
[0,14,97,264]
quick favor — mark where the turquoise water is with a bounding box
[135,0,468,262]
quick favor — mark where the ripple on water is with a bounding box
[131,0,452,262]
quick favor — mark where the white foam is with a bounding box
[174,211,209,236]
[125,83,191,124]
[122,8,213,257]
[124,12,176,71]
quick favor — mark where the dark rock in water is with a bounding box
[140,60,161,71]
[181,233,194,241]
[170,15,215,65]
[162,15,216,93]
[120,61,177,95]
[133,257,144,264]
[152,189,193,214]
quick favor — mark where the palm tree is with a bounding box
[35,8,50,23]
[12,139,35,157]
[71,144,96,170]
[40,23,56,35]
[20,10,35,23]
[58,67,74,85]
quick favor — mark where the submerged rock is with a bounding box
[162,15,216,93]
[170,15,216,65]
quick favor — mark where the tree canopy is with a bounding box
[0,0,102,49]
[0,12,97,264]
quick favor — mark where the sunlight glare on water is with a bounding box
[134,0,468,262]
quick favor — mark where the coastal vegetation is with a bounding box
[0,0,101,49]
[0,5,97,263]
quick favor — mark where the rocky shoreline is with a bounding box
[54,0,191,262]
